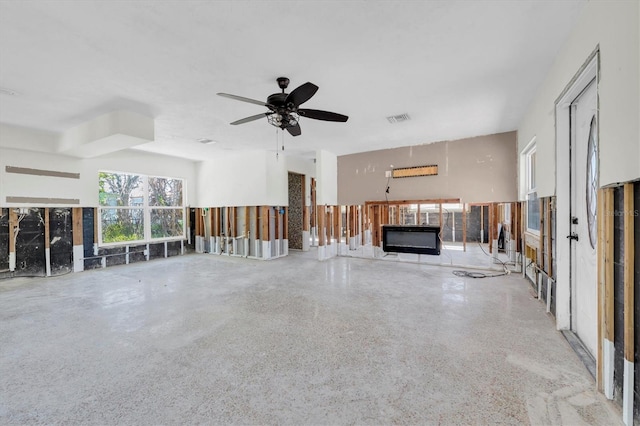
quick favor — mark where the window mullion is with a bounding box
[144,175,150,241]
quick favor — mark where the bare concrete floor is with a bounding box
[0,253,621,425]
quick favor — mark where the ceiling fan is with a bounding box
[217,77,348,137]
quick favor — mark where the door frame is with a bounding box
[554,49,599,331]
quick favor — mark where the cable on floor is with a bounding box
[452,270,507,279]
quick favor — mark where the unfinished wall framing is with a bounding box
[594,182,638,424]
[524,197,557,315]
[192,205,289,260]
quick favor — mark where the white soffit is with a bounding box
[58,110,154,158]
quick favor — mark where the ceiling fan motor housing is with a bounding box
[267,93,288,108]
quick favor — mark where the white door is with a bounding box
[570,79,598,356]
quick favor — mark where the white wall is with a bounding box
[0,147,197,207]
[338,132,517,205]
[518,1,640,198]
[196,150,326,207]
[0,123,58,153]
[196,150,270,207]
[316,150,337,205]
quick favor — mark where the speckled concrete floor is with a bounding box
[0,253,621,425]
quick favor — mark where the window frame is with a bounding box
[98,171,186,247]
[523,140,540,235]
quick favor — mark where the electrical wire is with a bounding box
[384,175,390,205]
[442,206,513,278]
[452,270,507,278]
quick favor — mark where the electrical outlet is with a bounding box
[385,171,392,178]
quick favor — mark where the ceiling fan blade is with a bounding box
[298,109,349,122]
[217,93,268,107]
[286,122,302,137]
[230,112,272,125]
[285,82,318,107]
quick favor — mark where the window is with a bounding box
[524,143,540,233]
[99,172,185,245]
[586,115,598,248]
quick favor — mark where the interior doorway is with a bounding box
[287,172,304,250]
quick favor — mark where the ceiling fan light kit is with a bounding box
[217,77,348,137]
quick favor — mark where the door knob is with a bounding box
[566,233,579,241]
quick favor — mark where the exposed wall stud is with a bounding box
[622,183,635,425]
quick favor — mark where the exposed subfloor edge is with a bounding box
[561,330,596,380]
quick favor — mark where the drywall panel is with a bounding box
[316,150,337,205]
[196,150,269,207]
[195,151,318,207]
[518,1,640,197]
[0,147,196,207]
[1,148,90,206]
[265,153,288,207]
[58,111,154,158]
[338,132,517,205]
[0,123,59,153]
[286,155,316,177]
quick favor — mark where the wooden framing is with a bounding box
[489,204,493,253]
[283,206,288,241]
[391,164,438,178]
[462,204,467,252]
[333,206,340,246]
[233,207,238,237]
[310,178,316,230]
[261,206,269,242]
[597,189,605,390]
[539,198,545,269]
[245,206,250,239]
[365,198,459,206]
[372,205,380,246]
[545,198,553,277]
[302,175,309,233]
[318,205,326,246]
[216,207,221,237]
[623,183,634,364]
[439,204,444,242]
[254,206,260,242]
[604,188,615,347]
[326,207,332,245]
[194,209,200,237]
[72,207,83,246]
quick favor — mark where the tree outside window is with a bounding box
[98,172,185,245]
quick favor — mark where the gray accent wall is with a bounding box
[338,132,517,205]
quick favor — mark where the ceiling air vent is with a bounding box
[387,113,410,124]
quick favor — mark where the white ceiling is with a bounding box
[0,0,586,161]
